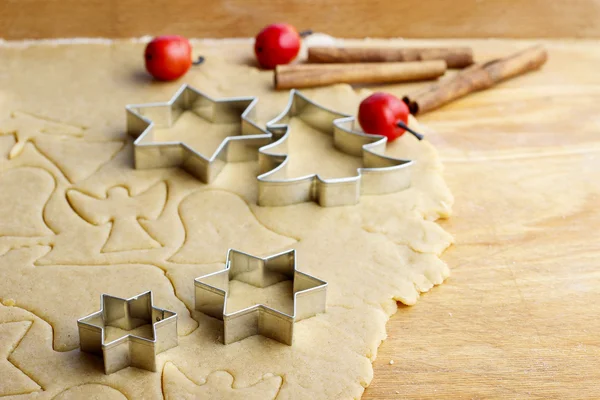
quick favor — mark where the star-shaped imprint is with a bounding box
[195,249,327,345]
[126,84,273,183]
[0,111,83,159]
[0,321,41,396]
[258,90,414,207]
[0,111,123,183]
[77,291,178,374]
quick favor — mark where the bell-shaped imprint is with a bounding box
[169,190,296,264]
[162,362,282,400]
[67,182,167,253]
[0,168,55,237]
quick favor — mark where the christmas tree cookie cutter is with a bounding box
[258,90,414,207]
[195,249,327,345]
[77,291,178,374]
[126,84,272,183]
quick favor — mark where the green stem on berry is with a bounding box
[299,30,314,38]
[192,56,205,65]
[397,120,424,141]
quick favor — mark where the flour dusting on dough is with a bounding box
[0,39,452,399]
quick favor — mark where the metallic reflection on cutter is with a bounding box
[77,291,178,374]
[257,90,414,207]
[126,84,272,183]
[195,249,327,345]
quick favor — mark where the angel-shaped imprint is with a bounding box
[66,182,167,252]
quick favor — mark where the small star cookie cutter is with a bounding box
[77,291,178,374]
[126,84,272,183]
[257,90,414,207]
[194,249,327,345]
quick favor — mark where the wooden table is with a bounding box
[362,39,600,399]
[2,1,599,40]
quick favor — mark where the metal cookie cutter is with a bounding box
[126,84,272,183]
[195,249,327,345]
[258,90,414,207]
[77,291,178,374]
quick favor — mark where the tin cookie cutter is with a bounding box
[77,291,178,374]
[195,249,327,345]
[258,90,414,207]
[126,84,272,183]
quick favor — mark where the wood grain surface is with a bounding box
[361,39,600,399]
[1,0,600,40]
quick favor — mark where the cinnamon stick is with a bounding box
[403,45,548,115]
[274,61,446,90]
[308,46,474,69]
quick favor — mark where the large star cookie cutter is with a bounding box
[126,84,272,183]
[257,90,414,207]
[77,291,178,374]
[194,249,327,345]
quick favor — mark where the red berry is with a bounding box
[358,92,412,142]
[145,35,192,81]
[254,23,301,69]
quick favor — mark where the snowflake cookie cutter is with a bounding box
[257,90,414,207]
[77,291,178,374]
[194,249,327,345]
[126,84,272,183]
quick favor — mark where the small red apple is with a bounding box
[358,92,423,142]
[144,35,193,81]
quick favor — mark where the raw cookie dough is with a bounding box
[0,39,453,399]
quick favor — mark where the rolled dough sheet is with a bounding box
[0,39,453,399]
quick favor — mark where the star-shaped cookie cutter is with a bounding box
[194,249,327,345]
[257,90,414,207]
[126,84,272,183]
[77,291,178,374]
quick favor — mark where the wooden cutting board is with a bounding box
[362,39,600,399]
